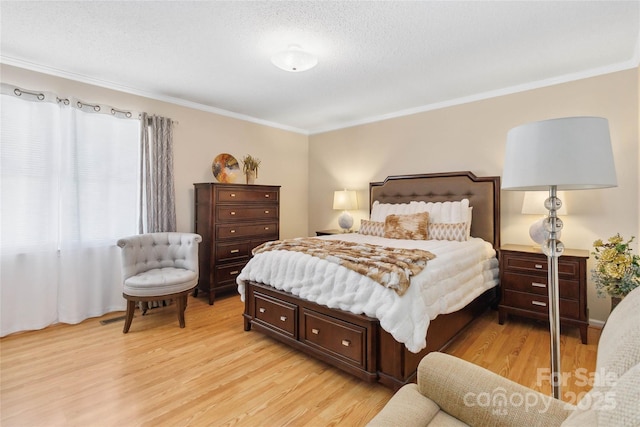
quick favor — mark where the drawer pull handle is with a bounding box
[532,301,547,307]
[229,270,239,275]
[280,316,287,322]
[230,229,236,233]
[230,193,236,197]
[259,307,266,313]
[341,340,351,347]
[311,328,319,335]
[265,194,270,198]
[531,282,547,288]
[534,264,543,269]
[264,227,270,230]
[230,249,240,254]
[264,210,270,214]
[230,211,236,215]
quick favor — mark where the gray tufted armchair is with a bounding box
[117,232,202,333]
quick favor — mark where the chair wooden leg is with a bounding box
[176,294,186,328]
[123,299,136,333]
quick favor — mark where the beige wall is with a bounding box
[3,63,638,323]
[1,64,310,240]
[309,68,639,323]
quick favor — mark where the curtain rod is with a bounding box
[3,83,176,123]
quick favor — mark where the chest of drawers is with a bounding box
[498,244,589,344]
[193,183,280,305]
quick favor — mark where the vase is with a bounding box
[245,170,256,185]
[611,296,622,312]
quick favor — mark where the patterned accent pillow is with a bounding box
[428,222,468,242]
[384,212,429,240]
[359,219,385,237]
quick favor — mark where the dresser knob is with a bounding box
[341,340,351,347]
[311,328,319,335]
[531,282,547,288]
[230,229,236,233]
[264,210,269,214]
[265,227,269,230]
[230,249,240,254]
[280,316,287,322]
[230,211,236,215]
[229,270,239,275]
[534,264,543,269]
[265,194,270,198]
[259,307,266,313]
[230,193,236,197]
[532,301,547,307]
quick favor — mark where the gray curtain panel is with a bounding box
[139,113,177,233]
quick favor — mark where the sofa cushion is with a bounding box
[596,286,640,376]
[366,383,443,427]
[562,286,640,426]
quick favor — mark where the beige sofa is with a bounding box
[368,286,640,426]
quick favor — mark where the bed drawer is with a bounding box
[252,292,297,338]
[301,309,366,368]
[502,290,580,319]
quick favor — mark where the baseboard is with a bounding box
[589,318,605,329]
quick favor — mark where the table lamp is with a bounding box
[333,190,358,232]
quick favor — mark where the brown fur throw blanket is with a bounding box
[252,238,435,296]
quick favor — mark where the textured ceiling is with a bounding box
[1,1,638,134]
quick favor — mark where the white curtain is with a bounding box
[1,87,140,336]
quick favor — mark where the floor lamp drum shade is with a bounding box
[502,116,617,399]
[502,117,617,191]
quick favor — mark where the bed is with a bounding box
[238,171,500,390]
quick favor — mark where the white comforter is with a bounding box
[237,234,499,353]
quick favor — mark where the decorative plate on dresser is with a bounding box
[193,183,280,305]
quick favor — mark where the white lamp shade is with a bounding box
[502,117,617,191]
[522,191,567,215]
[271,45,318,72]
[333,190,358,211]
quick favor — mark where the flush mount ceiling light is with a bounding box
[270,44,318,72]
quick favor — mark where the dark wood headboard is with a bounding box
[369,171,500,249]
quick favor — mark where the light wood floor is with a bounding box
[1,294,599,427]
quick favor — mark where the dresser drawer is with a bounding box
[501,272,580,300]
[302,309,366,368]
[215,241,250,262]
[502,252,580,279]
[502,290,580,319]
[252,292,297,338]
[216,222,279,240]
[217,205,279,222]
[217,188,279,203]
[214,261,246,284]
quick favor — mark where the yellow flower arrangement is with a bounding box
[592,234,640,297]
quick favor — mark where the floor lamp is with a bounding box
[502,116,617,399]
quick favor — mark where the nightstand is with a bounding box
[498,244,589,344]
[316,229,350,236]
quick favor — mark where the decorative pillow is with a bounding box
[428,222,468,242]
[359,219,384,237]
[384,212,429,240]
